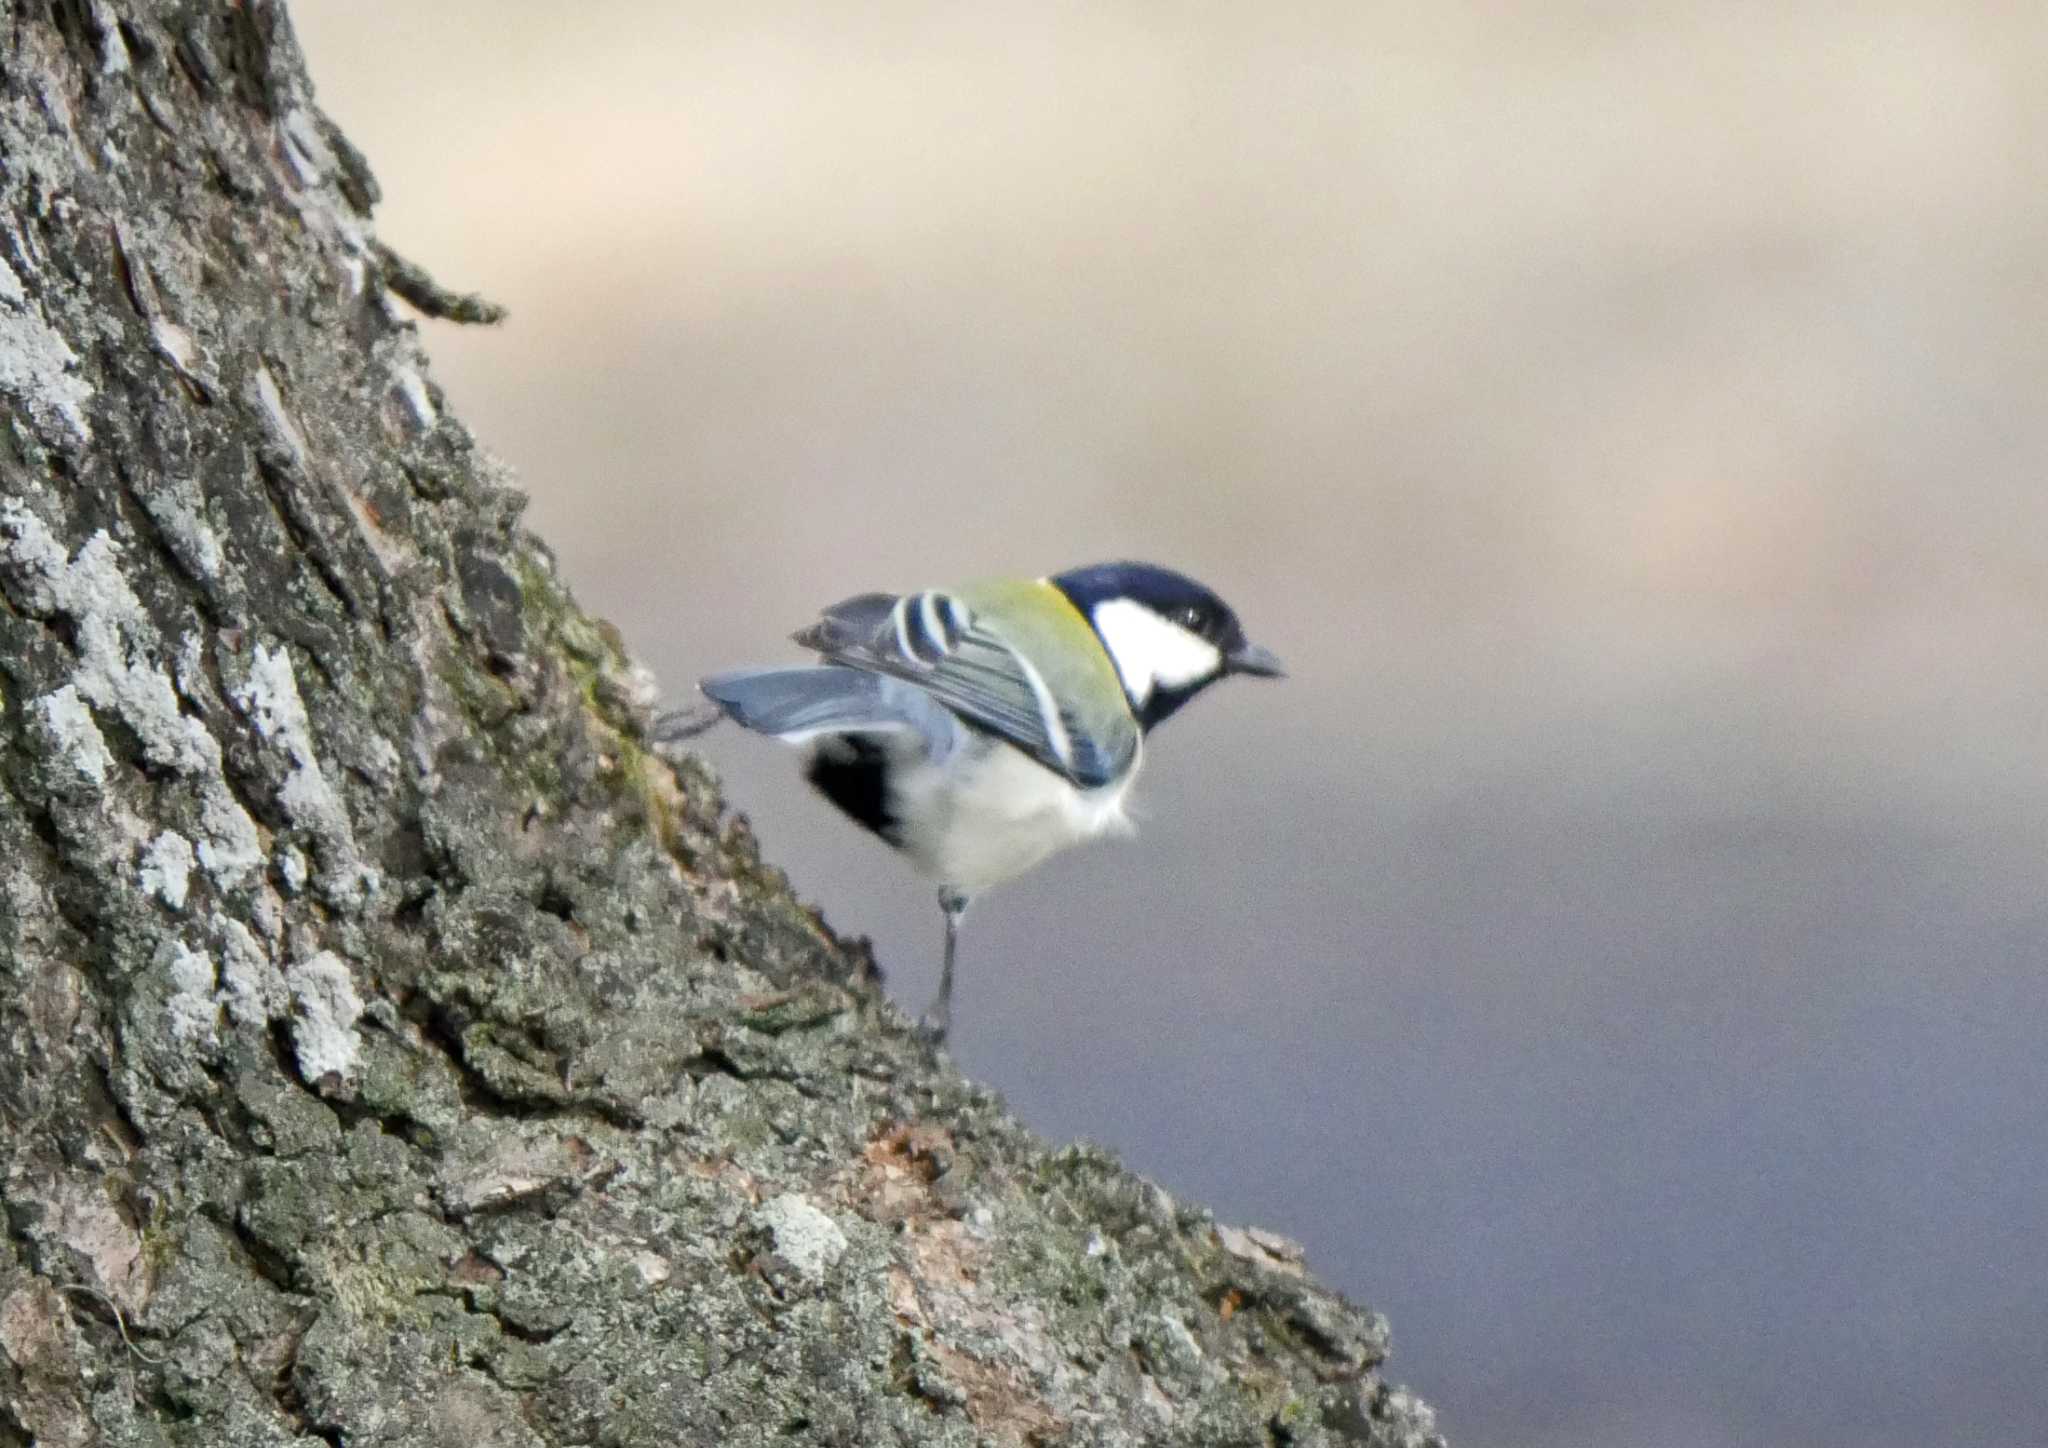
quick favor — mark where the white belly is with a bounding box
[889,735,1138,897]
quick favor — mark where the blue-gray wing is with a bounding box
[792,589,1132,788]
[699,666,964,762]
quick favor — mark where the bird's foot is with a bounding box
[914,1006,950,1051]
[650,703,724,744]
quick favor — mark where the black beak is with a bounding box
[1225,641,1286,678]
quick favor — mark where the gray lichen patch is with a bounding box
[215,917,286,1027]
[164,940,222,1046]
[755,1193,850,1280]
[0,251,93,443]
[225,640,379,905]
[285,950,366,1089]
[0,503,265,887]
[138,829,196,909]
[28,684,114,787]
[140,475,226,582]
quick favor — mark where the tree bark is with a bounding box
[0,4,1445,1444]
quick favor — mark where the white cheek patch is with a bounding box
[1091,599,1222,704]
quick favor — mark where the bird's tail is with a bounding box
[698,666,958,755]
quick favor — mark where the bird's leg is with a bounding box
[918,889,971,1046]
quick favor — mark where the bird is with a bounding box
[685,561,1283,1044]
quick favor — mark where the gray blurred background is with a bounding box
[295,4,2048,1445]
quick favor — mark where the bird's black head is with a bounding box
[1052,561,1284,729]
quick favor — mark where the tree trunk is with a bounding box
[0,4,1444,1444]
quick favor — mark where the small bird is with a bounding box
[691,561,1283,1043]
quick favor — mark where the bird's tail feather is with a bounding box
[699,666,957,754]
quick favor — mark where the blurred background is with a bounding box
[294,4,2047,1445]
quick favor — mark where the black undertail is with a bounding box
[805,734,902,845]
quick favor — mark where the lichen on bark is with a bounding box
[0,4,1445,1445]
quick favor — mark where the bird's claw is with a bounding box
[650,703,724,744]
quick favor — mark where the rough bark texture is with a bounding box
[0,5,1445,1445]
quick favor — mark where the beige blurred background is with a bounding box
[296,5,2048,1445]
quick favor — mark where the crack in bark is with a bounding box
[0,1400,32,1448]
[250,452,364,624]
[219,1207,300,1299]
[410,999,642,1133]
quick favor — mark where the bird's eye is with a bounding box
[1174,605,1204,630]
